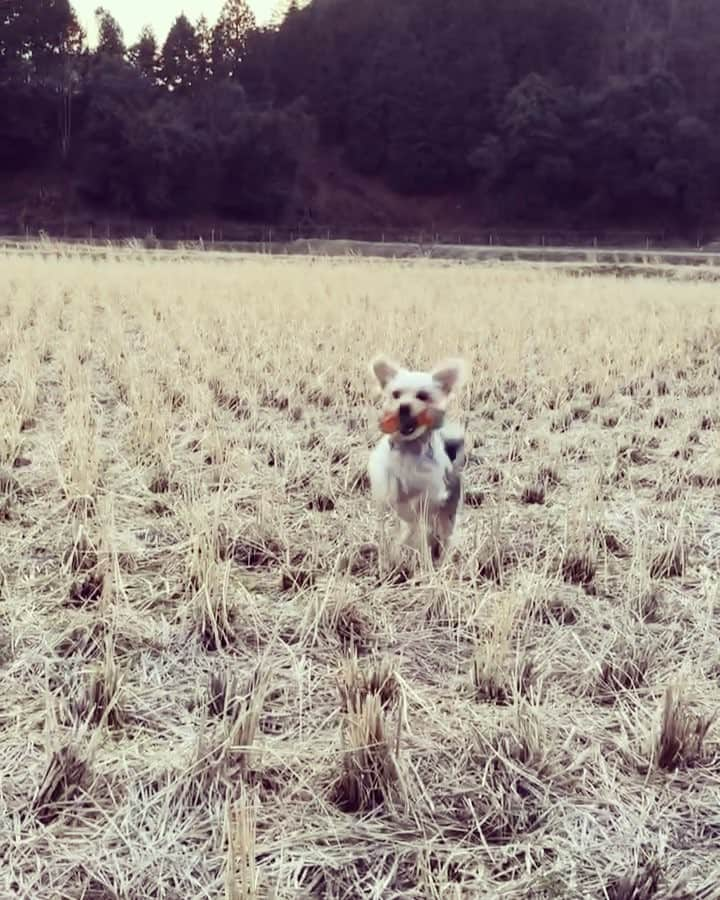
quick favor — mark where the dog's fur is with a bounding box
[367,355,466,564]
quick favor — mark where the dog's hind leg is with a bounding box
[440,424,465,470]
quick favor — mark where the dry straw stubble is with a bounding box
[1,247,720,897]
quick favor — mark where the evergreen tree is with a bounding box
[195,16,213,82]
[95,7,126,59]
[211,0,257,80]
[161,14,202,93]
[129,26,159,82]
[1,0,83,75]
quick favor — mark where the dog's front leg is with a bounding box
[408,498,439,571]
[429,509,458,566]
[400,520,420,551]
[374,509,394,578]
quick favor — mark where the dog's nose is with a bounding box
[398,403,412,419]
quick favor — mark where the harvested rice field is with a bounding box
[1,249,720,898]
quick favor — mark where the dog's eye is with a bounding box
[391,390,401,400]
[416,390,430,402]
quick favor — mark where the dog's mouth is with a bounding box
[399,419,418,436]
[382,408,435,439]
[397,410,423,437]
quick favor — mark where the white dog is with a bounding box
[367,355,466,564]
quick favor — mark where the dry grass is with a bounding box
[1,248,720,897]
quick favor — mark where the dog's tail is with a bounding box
[440,422,465,471]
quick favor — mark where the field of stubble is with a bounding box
[1,250,720,899]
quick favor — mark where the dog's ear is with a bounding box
[432,358,465,395]
[371,355,400,389]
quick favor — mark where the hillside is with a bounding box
[1,148,481,241]
[3,0,720,240]
[297,149,480,232]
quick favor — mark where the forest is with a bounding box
[2,0,720,235]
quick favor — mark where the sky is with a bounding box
[73,0,278,46]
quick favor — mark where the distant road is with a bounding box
[2,235,720,279]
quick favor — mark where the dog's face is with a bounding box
[371,355,464,440]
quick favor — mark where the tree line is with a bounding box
[2,0,720,233]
